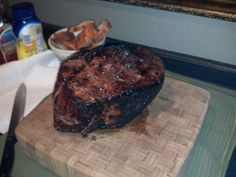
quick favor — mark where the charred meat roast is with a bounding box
[53,43,165,136]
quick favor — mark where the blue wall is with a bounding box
[10,0,236,65]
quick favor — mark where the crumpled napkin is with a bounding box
[0,50,60,134]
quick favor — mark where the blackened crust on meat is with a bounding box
[53,43,164,136]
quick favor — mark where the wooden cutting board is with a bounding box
[16,77,210,177]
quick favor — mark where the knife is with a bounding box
[0,83,27,177]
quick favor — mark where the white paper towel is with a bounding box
[0,50,60,133]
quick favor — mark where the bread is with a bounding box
[51,19,112,50]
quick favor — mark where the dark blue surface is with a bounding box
[225,147,236,177]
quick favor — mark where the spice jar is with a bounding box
[0,0,17,65]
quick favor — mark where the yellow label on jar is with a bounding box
[17,23,47,59]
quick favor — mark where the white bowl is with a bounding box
[48,28,106,61]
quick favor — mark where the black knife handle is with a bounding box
[0,135,17,177]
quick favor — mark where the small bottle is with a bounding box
[0,0,17,65]
[11,2,47,59]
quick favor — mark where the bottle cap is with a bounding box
[11,2,36,20]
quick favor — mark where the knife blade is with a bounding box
[0,83,26,177]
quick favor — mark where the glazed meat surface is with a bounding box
[53,43,164,136]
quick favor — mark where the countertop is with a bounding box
[0,70,235,177]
